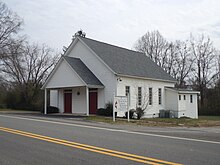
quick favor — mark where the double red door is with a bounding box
[64,89,97,114]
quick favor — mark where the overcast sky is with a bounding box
[5,0,220,51]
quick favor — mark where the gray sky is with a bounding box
[5,0,220,51]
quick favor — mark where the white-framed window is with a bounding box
[138,87,142,106]
[149,87,153,105]
[158,88,162,105]
[184,95,186,100]
[190,95,193,103]
[125,86,130,105]
[125,86,130,96]
[179,95,181,101]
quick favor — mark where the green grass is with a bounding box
[0,108,26,111]
[199,116,220,120]
[1,108,219,127]
[0,108,39,112]
[0,108,13,111]
[86,116,115,123]
[86,115,220,127]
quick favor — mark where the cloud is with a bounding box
[5,0,220,50]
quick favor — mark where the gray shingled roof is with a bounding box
[79,37,176,82]
[63,56,103,86]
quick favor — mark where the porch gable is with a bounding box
[45,59,85,89]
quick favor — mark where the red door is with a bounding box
[64,93,72,113]
[89,91,97,114]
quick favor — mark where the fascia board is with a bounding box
[87,85,105,89]
[164,87,178,93]
[117,74,177,84]
[178,91,200,94]
[41,57,63,89]
[63,37,79,56]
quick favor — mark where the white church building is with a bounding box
[42,36,199,118]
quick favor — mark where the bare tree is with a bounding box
[134,30,170,67]
[189,34,218,107]
[134,30,183,81]
[134,31,220,114]
[134,31,219,90]
[216,53,220,85]
[0,1,22,58]
[174,40,195,87]
[1,41,59,108]
[162,42,177,75]
[0,2,60,110]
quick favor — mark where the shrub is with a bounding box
[105,102,113,116]
[179,116,191,119]
[0,104,6,109]
[125,109,135,119]
[136,107,145,119]
[96,102,115,116]
[96,108,106,116]
[46,106,59,114]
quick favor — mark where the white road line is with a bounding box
[0,114,220,145]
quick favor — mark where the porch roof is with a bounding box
[63,56,104,87]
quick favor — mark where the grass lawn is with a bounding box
[0,108,39,113]
[86,115,220,127]
[0,108,15,111]
[0,108,29,111]
[198,116,220,120]
[1,108,219,127]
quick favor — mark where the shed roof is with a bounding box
[165,87,200,94]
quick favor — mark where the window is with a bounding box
[125,86,130,105]
[184,95,186,100]
[138,87,142,106]
[158,88,162,105]
[149,88,153,105]
[190,95,193,103]
[179,95,181,100]
[125,86,130,96]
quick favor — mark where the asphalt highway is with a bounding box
[0,114,219,165]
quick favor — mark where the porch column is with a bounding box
[57,90,59,108]
[44,89,47,114]
[86,87,89,116]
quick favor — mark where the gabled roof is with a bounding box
[78,37,176,82]
[63,56,103,87]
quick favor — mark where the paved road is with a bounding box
[0,113,219,165]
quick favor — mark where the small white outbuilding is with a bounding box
[165,87,200,119]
